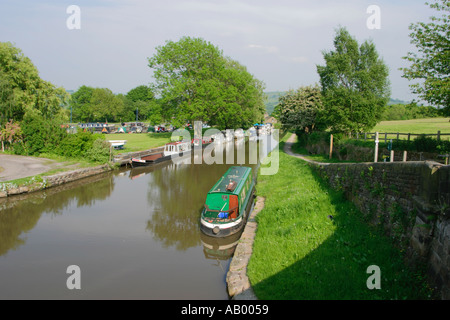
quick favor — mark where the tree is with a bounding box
[401,0,450,115]
[69,86,125,123]
[0,69,19,126]
[69,85,94,122]
[126,85,154,103]
[124,85,161,123]
[148,36,266,129]
[275,85,324,135]
[0,119,22,152]
[316,27,390,133]
[0,42,68,124]
[90,88,124,123]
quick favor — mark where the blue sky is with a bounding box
[0,0,436,102]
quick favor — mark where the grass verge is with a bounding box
[246,140,433,299]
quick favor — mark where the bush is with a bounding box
[84,139,111,163]
[21,113,66,155]
[17,113,111,163]
[56,132,99,158]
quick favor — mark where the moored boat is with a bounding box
[163,140,192,157]
[200,166,256,237]
[130,152,170,166]
[131,141,192,167]
[192,137,213,148]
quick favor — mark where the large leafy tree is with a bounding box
[317,27,390,133]
[275,85,324,135]
[124,85,162,123]
[70,85,94,122]
[70,86,125,123]
[0,42,69,125]
[401,0,449,114]
[90,88,124,123]
[148,36,265,129]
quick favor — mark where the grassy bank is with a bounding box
[247,139,432,299]
[105,132,172,153]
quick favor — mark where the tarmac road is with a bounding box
[0,154,63,182]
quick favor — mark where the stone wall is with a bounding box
[312,160,450,299]
[0,164,112,198]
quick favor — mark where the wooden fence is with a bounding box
[351,130,450,143]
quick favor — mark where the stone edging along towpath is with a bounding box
[226,196,265,300]
[0,164,112,198]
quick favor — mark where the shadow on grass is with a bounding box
[250,146,431,300]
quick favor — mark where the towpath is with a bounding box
[0,154,76,182]
[283,133,324,164]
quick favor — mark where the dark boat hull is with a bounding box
[131,153,171,167]
[131,150,192,167]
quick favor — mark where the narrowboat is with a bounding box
[163,141,192,157]
[200,166,256,237]
[192,137,213,148]
[131,141,192,167]
[130,152,169,166]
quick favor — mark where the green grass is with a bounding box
[372,118,450,141]
[104,132,173,153]
[247,141,433,299]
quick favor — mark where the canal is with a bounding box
[0,136,278,299]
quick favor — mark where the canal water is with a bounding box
[0,136,278,299]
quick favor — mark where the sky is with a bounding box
[0,0,437,102]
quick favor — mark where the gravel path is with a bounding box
[0,154,68,182]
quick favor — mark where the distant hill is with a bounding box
[265,91,286,115]
[389,98,409,105]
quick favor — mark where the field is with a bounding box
[372,118,450,140]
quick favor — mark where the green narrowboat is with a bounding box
[200,166,256,237]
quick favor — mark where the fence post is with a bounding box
[385,132,387,144]
[408,133,411,142]
[396,132,399,142]
[329,134,334,160]
[437,130,441,142]
[403,151,407,162]
[390,150,394,162]
[374,132,379,163]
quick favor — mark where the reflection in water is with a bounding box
[0,137,278,299]
[0,173,114,257]
[200,232,241,261]
[143,137,276,251]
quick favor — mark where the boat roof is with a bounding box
[208,166,251,195]
[166,141,190,145]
